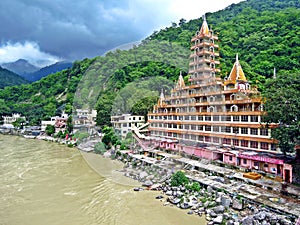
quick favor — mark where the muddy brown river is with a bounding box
[0,135,206,225]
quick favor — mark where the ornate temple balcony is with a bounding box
[190,43,220,51]
[189,59,220,66]
[190,51,220,58]
[191,35,218,42]
[189,67,221,74]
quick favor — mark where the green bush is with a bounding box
[171,171,189,187]
[187,182,201,192]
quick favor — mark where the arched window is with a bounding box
[176,108,181,113]
[207,106,215,113]
[190,107,196,112]
[230,94,236,101]
[230,105,238,112]
[164,109,168,113]
[210,63,215,69]
[209,46,214,52]
[208,96,215,102]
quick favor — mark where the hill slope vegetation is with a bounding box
[0,0,299,126]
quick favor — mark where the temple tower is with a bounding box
[189,15,220,85]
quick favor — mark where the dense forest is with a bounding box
[0,0,299,127]
[0,66,28,89]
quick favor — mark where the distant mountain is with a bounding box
[0,66,29,89]
[24,61,73,82]
[1,59,40,75]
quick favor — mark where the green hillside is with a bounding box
[0,66,29,89]
[0,0,299,126]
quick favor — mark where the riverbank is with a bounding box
[77,138,300,225]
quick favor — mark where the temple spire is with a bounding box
[228,53,247,82]
[176,71,185,89]
[158,89,165,106]
[199,14,209,35]
[273,67,276,79]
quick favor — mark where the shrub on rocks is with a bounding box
[170,171,189,187]
[187,181,201,192]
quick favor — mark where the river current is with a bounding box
[0,135,205,225]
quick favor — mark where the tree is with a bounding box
[262,73,300,156]
[12,117,26,129]
[170,171,189,187]
[66,116,73,134]
[101,126,120,148]
[45,124,55,136]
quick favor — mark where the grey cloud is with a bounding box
[0,0,163,62]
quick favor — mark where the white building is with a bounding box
[73,109,97,126]
[41,117,57,131]
[2,113,26,125]
[41,112,69,132]
[111,114,145,138]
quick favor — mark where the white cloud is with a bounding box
[0,41,61,67]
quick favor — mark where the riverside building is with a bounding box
[146,16,293,182]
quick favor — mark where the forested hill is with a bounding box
[0,66,29,89]
[0,0,299,126]
[148,0,300,79]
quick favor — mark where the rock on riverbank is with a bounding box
[115,153,296,225]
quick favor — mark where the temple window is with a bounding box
[207,106,215,112]
[241,115,248,122]
[213,126,219,132]
[250,115,258,122]
[250,128,258,135]
[205,115,211,121]
[241,140,249,147]
[230,94,236,100]
[261,142,269,150]
[233,116,239,122]
[260,128,269,136]
[213,115,219,121]
[230,105,238,112]
[241,127,248,134]
[250,141,258,149]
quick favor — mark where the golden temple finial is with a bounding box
[228,53,247,82]
[199,14,209,35]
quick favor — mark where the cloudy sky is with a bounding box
[0,0,242,67]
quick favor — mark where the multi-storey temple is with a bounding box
[145,16,293,182]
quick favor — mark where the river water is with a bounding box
[0,135,206,225]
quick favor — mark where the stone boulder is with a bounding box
[142,180,153,187]
[180,202,191,209]
[213,215,223,224]
[232,199,243,210]
[168,197,181,204]
[139,171,148,180]
[165,190,173,196]
[241,216,254,225]
[213,205,225,214]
